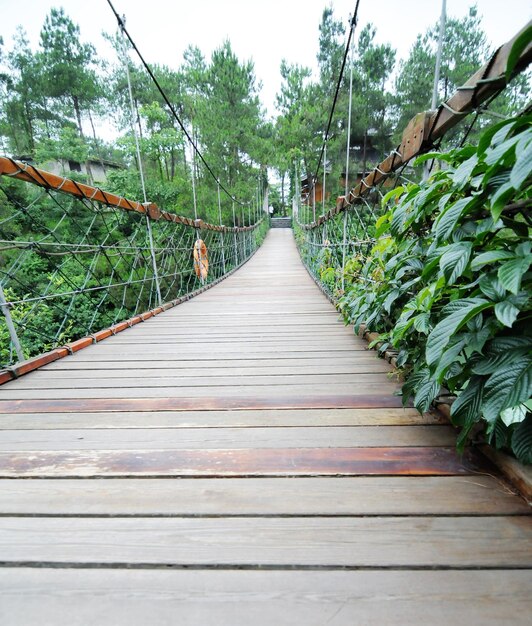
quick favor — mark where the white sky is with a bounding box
[1,0,531,118]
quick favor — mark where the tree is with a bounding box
[195,41,266,223]
[275,60,321,210]
[317,6,346,98]
[3,28,44,154]
[394,6,490,136]
[39,8,102,143]
[349,24,396,172]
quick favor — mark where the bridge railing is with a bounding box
[0,157,268,372]
[295,22,532,301]
[293,23,532,461]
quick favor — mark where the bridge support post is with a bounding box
[0,283,24,363]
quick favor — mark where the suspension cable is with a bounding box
[341,24,356,291]
[310,0,361,198]
[106,0,246,207]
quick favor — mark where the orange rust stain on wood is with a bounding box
[0,446,489,477]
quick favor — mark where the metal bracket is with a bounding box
[144,202,161,220]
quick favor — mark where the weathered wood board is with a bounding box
[0,229,530,624]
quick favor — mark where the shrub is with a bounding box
[340,115,532,462]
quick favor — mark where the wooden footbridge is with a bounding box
[0,229,530,624]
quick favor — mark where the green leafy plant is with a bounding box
[340,115,532,462]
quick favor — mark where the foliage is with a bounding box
[394,7,489,136]
[340,116,532,462]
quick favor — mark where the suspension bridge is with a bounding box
[0,9,531,625]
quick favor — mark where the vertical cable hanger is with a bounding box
[217,183,226,274]
[342,16,356,293]
[119,18,162,306]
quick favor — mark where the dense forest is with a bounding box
[0,6,528,217]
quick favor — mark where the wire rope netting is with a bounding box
[0,3,270,370]
[0,162,267,369]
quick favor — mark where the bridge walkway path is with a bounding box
[0,229,530,624]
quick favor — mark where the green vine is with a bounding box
[340,115,532,463]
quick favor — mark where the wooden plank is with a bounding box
[0,516,530,567]
[31,363,394,377]
[0,446,488,477]
[0,408,440,430]
[41,357,386,369]
[0,476,527,515]
[1,569,531,626]
[481,445,532,502]
[51,345,368,353]
[0,385,403,400]
[0,425,456,451]
[0,394,407,413]
[0,373,397,390]
[94,337,366,344]
[43,349,371,360]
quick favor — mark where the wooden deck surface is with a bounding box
[0,229,531,625]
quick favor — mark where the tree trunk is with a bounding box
[170,149,176,180]
[42,99,51,139]
[8,120,21,155]
[22,101,34,152]
[134,98,143,139]
[362,128,368,180]
[88,108,106,175]
[73,95,93,185]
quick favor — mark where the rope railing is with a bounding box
[0,162,268,374]
[295,20,532,300]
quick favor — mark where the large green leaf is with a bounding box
[471,250,514,271]
[484,134,521,167]
[434,338,466,382]
[511,416,532,465]
[489,418,510,448]
[478,117,520,153]
[412,312,430,334]
[505,24,532,80]
[479,273,506,301]
[494,300,520,327]
[463,326,491,357]
[414,378,440,413]
[432,196,477,241]
[426,298,493,366]
[439,242,472,284]
[381,186,405,209]
[382,288,402,313]
[392,310,416,341]
[390,201,412,237]
[510,138,532,190]
[450,377,485,450]
[413,152,454,166]
[489,181,516,220]
[482,356,532,424]
[498,256,531,294]
[472,337,532,375]
[501,403,528,427]
[452,155,478,189]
